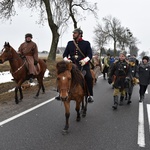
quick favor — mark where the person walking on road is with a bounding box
[102,53,110,80]
[108,51,130,110]
[138,56,150,102]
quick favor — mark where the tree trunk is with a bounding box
[114,41,117,57]
[43,0,60,62]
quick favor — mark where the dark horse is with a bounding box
[0,42,47,104]
[56,61,88,133]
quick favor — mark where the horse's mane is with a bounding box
[56,61,84,87]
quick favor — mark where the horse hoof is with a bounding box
[76,117,81,122]
[34,96,38,99]
[82,113,86,118]
[15,101,19,104]
[62,129,68,135]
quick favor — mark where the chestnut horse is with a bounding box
[0,42,47,104]
[56,61,88,133]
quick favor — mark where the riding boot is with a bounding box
[55,94,61,100]
[29,74,34,83]
[139,95,144,102]
[127,94,132,104]
[112,96,118,110]
[119,96,124,106]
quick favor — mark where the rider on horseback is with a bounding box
[18,33,39,83]
[60,28,94,103]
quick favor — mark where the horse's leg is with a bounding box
[76,100,81,122]
[62,101,70,133]
[34,78,42,98]
[15,87,19,104]
[41,82,45,94]
[19,87,23,101]
[82,96,88,117]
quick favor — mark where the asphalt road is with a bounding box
[0,75,150,150]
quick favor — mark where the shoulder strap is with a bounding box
[73,40,94,69]
[73,40,86,57]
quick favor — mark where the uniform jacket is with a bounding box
[109,60,130,89]
[63,39,92,70]
[138,62,150,85]
[18,41,39,75]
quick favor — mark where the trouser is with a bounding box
[113,88,126,97]
[139,84,148,97]
[103,66,109,78]
[84,69,93,96]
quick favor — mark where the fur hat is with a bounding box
[142,56,149,62]
[25,33,33,38]
[119,51,126,56]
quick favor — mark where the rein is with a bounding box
[12,61,26,75]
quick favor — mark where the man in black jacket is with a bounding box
[55,28,94,103]
[108,51,130,109]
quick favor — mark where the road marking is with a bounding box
[145,89,148,94]
[0,97,55,127]
[98,74,103,78]
[147,104,150,133]
[138,102,145,147]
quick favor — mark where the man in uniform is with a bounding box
[56,28,94,103]
[108,51,130,109]
[18,33,39,83]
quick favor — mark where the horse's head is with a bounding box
[56,61,73,101]
[0,42,13,63]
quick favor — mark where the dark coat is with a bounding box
[109,60,130,89]
[138,62,150,85]
[63,39,93,70]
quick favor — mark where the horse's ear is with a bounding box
[4,42,10,46]
[67,62,72,71]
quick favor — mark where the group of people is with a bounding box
[17,29,150,110]
[107,52,150,109]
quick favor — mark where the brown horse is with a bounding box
[0,42,47,104]
[56,61,88,133]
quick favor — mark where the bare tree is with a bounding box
[0,0,69,62]
[66,0,97,29]
[93,23,108,56]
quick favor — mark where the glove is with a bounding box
[34,60,38,65]
[63,57,72,62]
[108,78,112,84]
[79,57,90,66]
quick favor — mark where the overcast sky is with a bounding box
[0,0,150,55]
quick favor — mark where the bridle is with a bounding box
[1,46,26,75]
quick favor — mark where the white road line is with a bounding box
[138,102,145,147]
[147,104,150,133]
[98,74,103,78]
[145,89,148,94]
[0,97,55,127]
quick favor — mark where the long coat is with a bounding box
[138,62,150,85]
[18,41,38,75]
[63,39,93,70]
[109,60,130,89]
